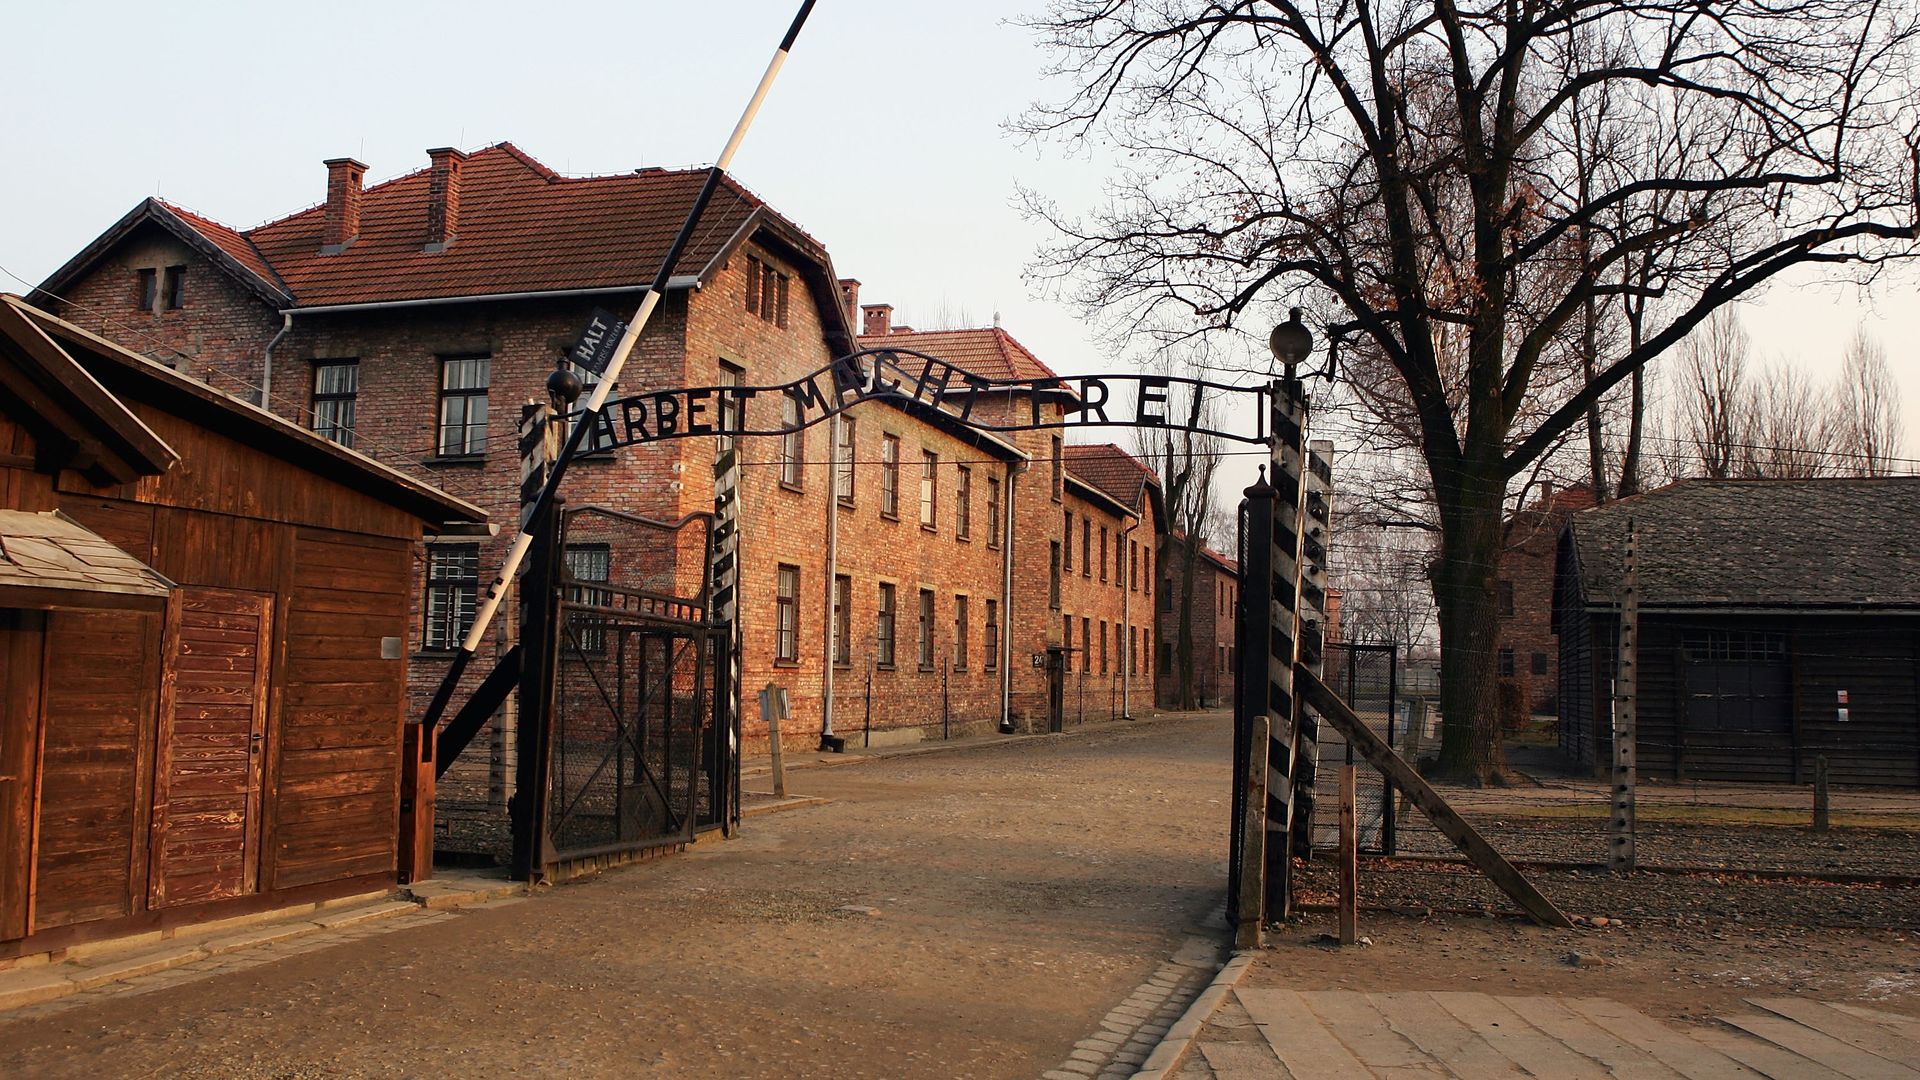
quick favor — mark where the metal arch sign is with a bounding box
[569,346,1272,450]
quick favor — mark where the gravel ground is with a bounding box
[0,714,1232,1079]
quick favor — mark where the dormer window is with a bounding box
[137,268,158,311]
[162,266,187,309]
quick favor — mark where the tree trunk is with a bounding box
[1176,538,1200,709]
[1432,474,1509,785]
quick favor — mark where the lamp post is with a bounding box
[1261,307,1313,921]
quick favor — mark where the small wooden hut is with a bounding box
[0,295,483,957]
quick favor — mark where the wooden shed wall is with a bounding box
[1566,611,1920,787]
[3,399,430,949]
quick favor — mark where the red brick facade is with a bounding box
[37,145,1176,760]
[1497,484,1595,711]
[1156,536,1239,708]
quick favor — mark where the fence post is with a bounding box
[1610,518,1639,873]
[1814,755,1830,832]
[1291,439,1335,859]
[760,683,787,798]
[1339,764,1358,945]
[1236,714,1270,949]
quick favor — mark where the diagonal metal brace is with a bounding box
[435,645,523,778]
[1296,665,1572,928]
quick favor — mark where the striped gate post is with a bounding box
[711,445,744,830]
[1264,379,1310,919]
[1290,440,1335,858]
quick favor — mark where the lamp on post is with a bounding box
[1268,307,1314,380]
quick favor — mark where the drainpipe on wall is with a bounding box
[999,459,1023,733]
[1121,518,1139,720]
[260,311,293,411]
[820,410,842,751]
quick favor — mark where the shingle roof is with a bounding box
[0,509,174,601]
[1064,443,1157,513]
[856,326,1060,382]
[161,202,287,294]
[247,144,776,307]
[1568,477,1920,608]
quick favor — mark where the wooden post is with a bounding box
[1813,755,1830,833]
[1611,518,1638,873]
[1297,667,1571,927]
[1338,764,1358,945]
[1236,712,1270,949]
[760,683,787,798]
[398,723,435,884]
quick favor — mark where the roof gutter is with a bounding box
[277,277,701,316]
[259,311,293,409]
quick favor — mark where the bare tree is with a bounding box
[1134,353,1226,710]
[1741,366,1836,479]
[1019,0,1920,782]
[1836,326,1906,475]
[1673,309,1751,480]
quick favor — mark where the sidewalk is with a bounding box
[0,871,523,1015]
[1147,914,1920,1079]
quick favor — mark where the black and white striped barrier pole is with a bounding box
[1290,439,1334,859]
[418,0,819,738]
[1263,376,1310,920]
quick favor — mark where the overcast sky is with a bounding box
[4,0,1914,499]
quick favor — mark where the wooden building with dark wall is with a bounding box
[0,295,483,957]
[1555,477,1920,787]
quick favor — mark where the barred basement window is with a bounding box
[876,583,897,668]
[880,435,901,518]
[311,359,359,448]
[437,355,490,457]
[564,544,611,653]
[775,564,800,663]
[423,543,480,651]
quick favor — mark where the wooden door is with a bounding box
[0,610,46,941]
[148,588,273,908]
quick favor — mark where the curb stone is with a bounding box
[1129,949,1258,1080]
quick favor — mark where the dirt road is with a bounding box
[0,714,1233,1079]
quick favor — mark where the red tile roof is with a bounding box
[1064,443,1158,513]
[51,143,832,312]
[855,326,1060,383]
[158,203,286,294]
[246,144,782,307]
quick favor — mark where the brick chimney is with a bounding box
[837,278,861,327]
[322,157,367,254]
[425,147,467,252]
[861,303,892,337]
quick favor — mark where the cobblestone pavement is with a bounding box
[0,713,1233,1079]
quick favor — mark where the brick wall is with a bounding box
[1156,535,1237,708]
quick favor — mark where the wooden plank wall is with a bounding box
[270,529,411,891]
[0,610,47,941]
[32,607,160,929]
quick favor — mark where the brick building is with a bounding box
[851,320,1165,731]
[1156,534,1240,708]
[34,143,1175,763]
[1497,483,1595,711]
